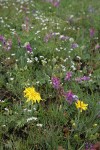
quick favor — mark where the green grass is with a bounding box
[0,0,100,149]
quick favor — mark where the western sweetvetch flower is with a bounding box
[52,1,60,7]
[75,76,90,82]
[81,76,90,81]
[75,100,88,112]
[89,28,95,38]
[24,42,32,52]
[64,90,78,104]
[71,43,79,49]
[85,142,94,150]
[44,33,52,43]
[23,87,42,104]
[0,35,4,42]
[59,35,69,41]
[65,72,72,81]
[51,76,60,89]
[95,43,100,50]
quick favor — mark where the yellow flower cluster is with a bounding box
[75,100,88,112]
[24,87,42,104]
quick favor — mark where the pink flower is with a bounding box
[89,28,95,38]
[71,43,79,49]
[59,35,69,41]
[24,42,32,52]
[52,1,60,7]
[65,72,72,81]
[26,44,32,52]
[44,33,52,43]
[75,76,90,83]
[51,76,60,89]
[0,35,4,42]
[64,90,78,104]
[95,44,100,50]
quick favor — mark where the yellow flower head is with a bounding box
[23,87,42,104]
[75,100,88,112]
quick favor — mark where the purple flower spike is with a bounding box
[75,76,90,83]
[0,35,6,45]
[65,72,72,81]
[59,35,69,41]
[0,35,4,42]
[44,33,52,43]
[71,43,79,49]
[52,1,60,7]
[95,44,100,50]
[64,90,77,104]
[51,76,60,89]
[89,28,95,38]
[25,43,32,52]
[85,142,94,150]
[81,76,90,81]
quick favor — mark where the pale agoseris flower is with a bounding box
[75,100,88,112]
[24,87,42,104]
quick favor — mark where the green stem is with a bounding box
[77,110,81,126]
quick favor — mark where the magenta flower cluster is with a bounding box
[45,0,60,7]
[0,35,12,50]
[0,35,33,52]
[64,91,78,104]
[51,73,78,104]
[85,142,95,150]
[44,32,69,43]
[25,43,32,52]
[51,77,60,89]
[89,28,95,38]
[75,76,90,83]
[65,72,72,81]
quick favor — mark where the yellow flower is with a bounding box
[23,87,42,104]
[75,100,88,112]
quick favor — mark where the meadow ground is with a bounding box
[0,0,100,149]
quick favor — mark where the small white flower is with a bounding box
[36,81,40,84]
[7,57,10,60]
[34,57,38,61]
[35,30,40,35]
[4,108,9,111]
[40,56,44,58]
[71,65,76,70]
[27,58,32,63]
[2,125,6,127]
[0,100,4,102]
[36,123,43,127]
[23,108,27,111]
[27,117,37,122]
[76,56,81,59]
[70,15,74,18]
[9,78,14,81]
[69,38,74,42]
[11,53,15,56]
[55,48,60,51]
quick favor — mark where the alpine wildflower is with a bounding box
[65,72,72,81]
[64,90,78,104]
[75,100,88,112]
[23,87,42,104]
[89,28,95,38]
[51,76,60,89]
[24,42,32,52]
